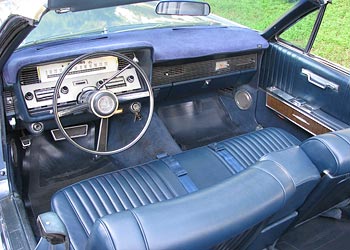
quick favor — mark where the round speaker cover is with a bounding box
[234,90,252,110]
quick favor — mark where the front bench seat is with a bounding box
[50,128,301,249]
[87,160,296,250]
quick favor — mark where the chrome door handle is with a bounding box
[301,68,339,92]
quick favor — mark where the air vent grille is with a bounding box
[118,52,136,70]
[3,90,15,115]
[152,54,257,86]
[20,67,40,85]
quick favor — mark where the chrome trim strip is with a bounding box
[51,124,88,141]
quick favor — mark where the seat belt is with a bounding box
[209,143,245,174]
[157,153,198,193]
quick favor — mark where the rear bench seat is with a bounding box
[48,127,318,250]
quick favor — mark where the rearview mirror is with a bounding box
[156,1,210,16]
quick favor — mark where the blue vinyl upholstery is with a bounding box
[211,127,300,170]
[49,128,303,250]
[301,128,350,176]
[51,161,188,250]
[86,161,296,250]
[247,147,320,250]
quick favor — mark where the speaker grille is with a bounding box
[152,54,257,86]
[234,90,252,110]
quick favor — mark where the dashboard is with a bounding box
[20,55,142,111]
[2,25,268,130]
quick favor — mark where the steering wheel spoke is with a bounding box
[57,103,89,117]
[96,118,109,152]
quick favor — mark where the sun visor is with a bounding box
[48,0,154,12]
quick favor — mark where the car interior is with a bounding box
[1,0,350,249]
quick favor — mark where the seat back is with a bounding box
[86,160,296,250]
[297,128,350,223]
[246,146,320,250]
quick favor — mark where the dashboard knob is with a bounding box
[61,86,69,94]
[126,75,134,83]
[25,92,34,101]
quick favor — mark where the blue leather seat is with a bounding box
[301,128,350,176]
[49,127,303,250]
[295,128,350,223]
[176,127,301,189]
[86,160,297,250]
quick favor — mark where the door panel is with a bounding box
[259,42,350,132]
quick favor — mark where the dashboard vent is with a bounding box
[152,54,257,86]
[3,90,16,115]
[118,52,136,70]
[20,67,40,85]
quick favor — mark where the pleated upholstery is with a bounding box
[51,127,301,250]
[217,128,300,170]
[51,161,187,250]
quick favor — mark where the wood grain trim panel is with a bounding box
[266,93,332,135]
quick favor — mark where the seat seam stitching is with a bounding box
[127,168,154,204]
[140,165,172,199]
[71,185,96,228]
[333,133,350,146]
[304,138,340,174]
[62,190,89,236]
[222,141,251,167]
[134,167,165,202]
[86,180,109,217]
[144,164,179,197]
[254,166,287,206]
[259,159,296,189]
[95,177,119,213]
[111,173,139,209]
[78,182,103,220]
[103,175,128,211]
[130,210,150,250]
[118,170,147,206]
[97,219,117,250]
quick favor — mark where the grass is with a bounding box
[206,0,350,69]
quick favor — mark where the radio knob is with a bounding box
[61,86,69,94]
[25,92,34,101]
[127,75,134,83]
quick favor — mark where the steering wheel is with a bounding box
[53,51,154,155]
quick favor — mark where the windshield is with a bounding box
[19,1,227,47]
[0,0,46,25]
